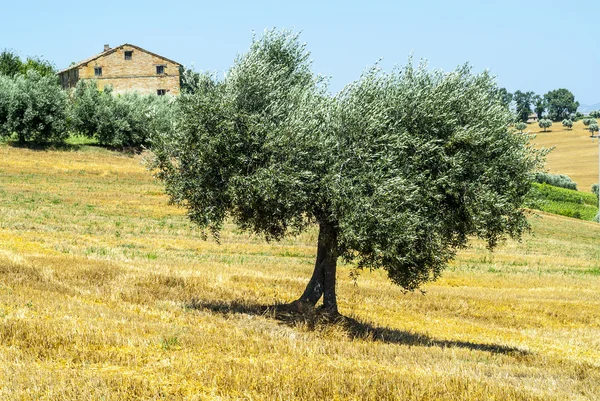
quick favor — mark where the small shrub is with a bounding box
[534,172,577,190]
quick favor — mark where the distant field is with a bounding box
[0,144,599,400]
[529,119,599,192]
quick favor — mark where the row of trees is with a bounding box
[70,81,174,147]
[0,51,174,147]
[503,88,580,123]
[529,117,598,134]
[0,50,56,77]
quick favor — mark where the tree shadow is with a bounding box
[7,140,84,152]
[6,140,145,155]
[185,298,530,356]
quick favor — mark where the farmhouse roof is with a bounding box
[58,43,181,74]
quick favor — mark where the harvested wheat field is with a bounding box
[530,119,600,192]
[0,143,599,400]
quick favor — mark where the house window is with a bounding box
[156,65,165,74]
[157,89,166,96]
[124,51,133,60]
[94,67,102,77]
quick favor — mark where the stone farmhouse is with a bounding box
[58,44,181,96]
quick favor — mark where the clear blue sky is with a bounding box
[3,0,599,104]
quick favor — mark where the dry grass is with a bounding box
[0,143,599,400]
[529,119,600,192]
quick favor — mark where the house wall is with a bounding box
[59,68,79,89]
[61,44,180,95]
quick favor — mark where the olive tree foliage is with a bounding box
[583,118,596,127]
[589,123,599,136]
[561,119,573,129]
[538,119,552,132]
[178,65,205,94]
[0,71,68,143]
[70,80,174,147]
[150,30,544,314]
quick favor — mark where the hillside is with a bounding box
[578,103,600,114]
[0,144,599,400]
[529,120,599,192]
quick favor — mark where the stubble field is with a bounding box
[0,142,599,400]
[529,119,599,192]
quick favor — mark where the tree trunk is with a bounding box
[295,220,339,314]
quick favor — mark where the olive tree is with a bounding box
[561,119,573,130]
[515,122,527,133]
[538,119,552,132]
[0,70,68,143]
[150,30,543,315]
[583,118,596,127]
[70,80,174,147]
[589,123,599,137]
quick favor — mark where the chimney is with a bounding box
[104,44,110,52]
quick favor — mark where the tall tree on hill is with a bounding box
[513,90,534,123]
[494,87,513,109]
[544,88,579,121]
[0,50,22,77]
[0,50,56,77]
[532,94,546,120]
[150,30,544,315]
[20,56,56,77]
